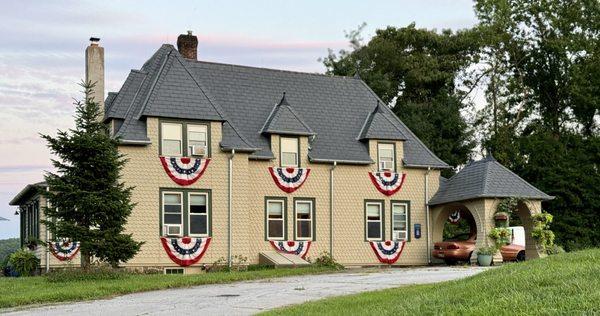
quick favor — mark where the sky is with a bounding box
[0,0,478,239]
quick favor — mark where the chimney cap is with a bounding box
[187,30,193,35]
[89,37,100,43]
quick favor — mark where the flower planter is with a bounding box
[477,254,493,266]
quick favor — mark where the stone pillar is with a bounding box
[85,37,105,116]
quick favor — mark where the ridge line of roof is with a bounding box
[284,103,315,134]
[120,73,148,124]
[135,49,172,120]
[259,102,279,134]
[187,58,361,81]
[356,80,450,168]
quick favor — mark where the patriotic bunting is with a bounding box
[370,240,406,264]
[268,167,310,193]
[49,239,80,261]
[160,157,210,186]
[269,240,311,259]
[448,210,461,224]
[160,237,211,267]
[368,171,407,196]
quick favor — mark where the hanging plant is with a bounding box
[494,198,520,228]
[488,227,511,247]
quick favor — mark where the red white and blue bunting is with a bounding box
[370,240,406,264]
[448,210,461,224]
[160,157,210,186]
[49,239,80,261]
[160,237,211,267]
[368,171,407,196]
[270,240,311,259]
[268,167,310,193]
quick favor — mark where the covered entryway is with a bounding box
[428,155,553,264]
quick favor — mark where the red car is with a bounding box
[433,227,526,264]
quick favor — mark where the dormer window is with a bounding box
[160,121,210,157]
[280,137,299,167]
[378,143,395,171]
[187,124,207,156]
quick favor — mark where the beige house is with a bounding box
[10,33,552,273]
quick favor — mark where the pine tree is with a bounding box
[41,82,143,268]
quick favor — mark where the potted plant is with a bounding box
[476,246,496,266]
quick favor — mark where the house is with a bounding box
[10,32,552,273]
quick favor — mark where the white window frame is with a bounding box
[188,192,209,237]
[378,143,395,171]
[391,202,409,241]
[162,191,183,236]
[294,200,313,241]
[266,199,285,240]
[161,123,183,157]
[365,202,383,241]
[280,137,299,168]
[187,124,208,156]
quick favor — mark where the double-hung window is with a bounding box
[161,122,209,157]
[266,199,285,240]
[189,193,209,237]
[365,201,383,241]
[295,199,313,240]
[280,137,299,167]
[161,123,183,156]
[391,202,409,241]
[187,125,207,156]
[162,192,183,236]
[378,143,395,171]
[161,190,211,237]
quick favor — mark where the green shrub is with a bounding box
[476,246,497,256]
[488,227,511,247]
[45,266,128,283]
[531,212,555,252]
[8,249,40,276]
[311,252,344,269]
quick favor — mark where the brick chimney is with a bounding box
[177,31,198,60]
[85,37,105,113]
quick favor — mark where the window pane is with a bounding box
[190,194,206,209]
[162,123,182,139]
[297,202,311,215]
[190,204,206,214]
[164,214,182,224]
[268,220,283,238]
[297,221,311,238]
[366,204,381,219]
[190,215,207,235]
[268,201,283,217]
[163,140,182,156]
[368,222,381,239]
[164,204,181,213]
[281,137,298,152]
[281,153,297,167]
[164,194,181,204]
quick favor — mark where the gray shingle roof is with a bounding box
[261,93,315,136]
[104,92,118,114]
[358,101,406,141]
[429,155,553,205]
[9,181,47,206]
[105,44,448,168]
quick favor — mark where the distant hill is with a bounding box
[0,238,20,265]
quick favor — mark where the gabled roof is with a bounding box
[105,44,449,167]
[261,93,315,136]
[429,155,553,205]
[358,101,406,141]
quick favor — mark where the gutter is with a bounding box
[425,167,431,264]
[119,139,152,145]
[310,158,373,165]
[329,161,337,258]
[227,149,235,269]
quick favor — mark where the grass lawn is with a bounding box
[0,266,337,310]
[264,249,600,315]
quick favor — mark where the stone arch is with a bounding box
[512,200,542,260]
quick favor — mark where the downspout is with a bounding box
[425,167,431,264]
[45,187,50,273]
[329,161,337,258]
[228,149,235,269]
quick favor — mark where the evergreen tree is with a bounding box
[41,82,143,268]
[323,24,477,176]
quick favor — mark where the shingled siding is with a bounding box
[118,118,440,270]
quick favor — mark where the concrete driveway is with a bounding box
[4,266,487,316]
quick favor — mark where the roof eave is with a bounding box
[119,139,152,145]
[263,130,317,137]
[9,182,47,206]
[309,157,373,165]
[429,194,555,206]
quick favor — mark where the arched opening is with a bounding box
[432,204,479,264]
[511,201,539,260]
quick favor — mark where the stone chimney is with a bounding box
[177,31,198,60]
[85,37,105,111]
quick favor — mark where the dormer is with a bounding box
[358,101,407,172]
[261,93,315,167]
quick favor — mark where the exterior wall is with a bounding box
[115,118,440,269]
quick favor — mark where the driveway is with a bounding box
[5,266,487,316]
